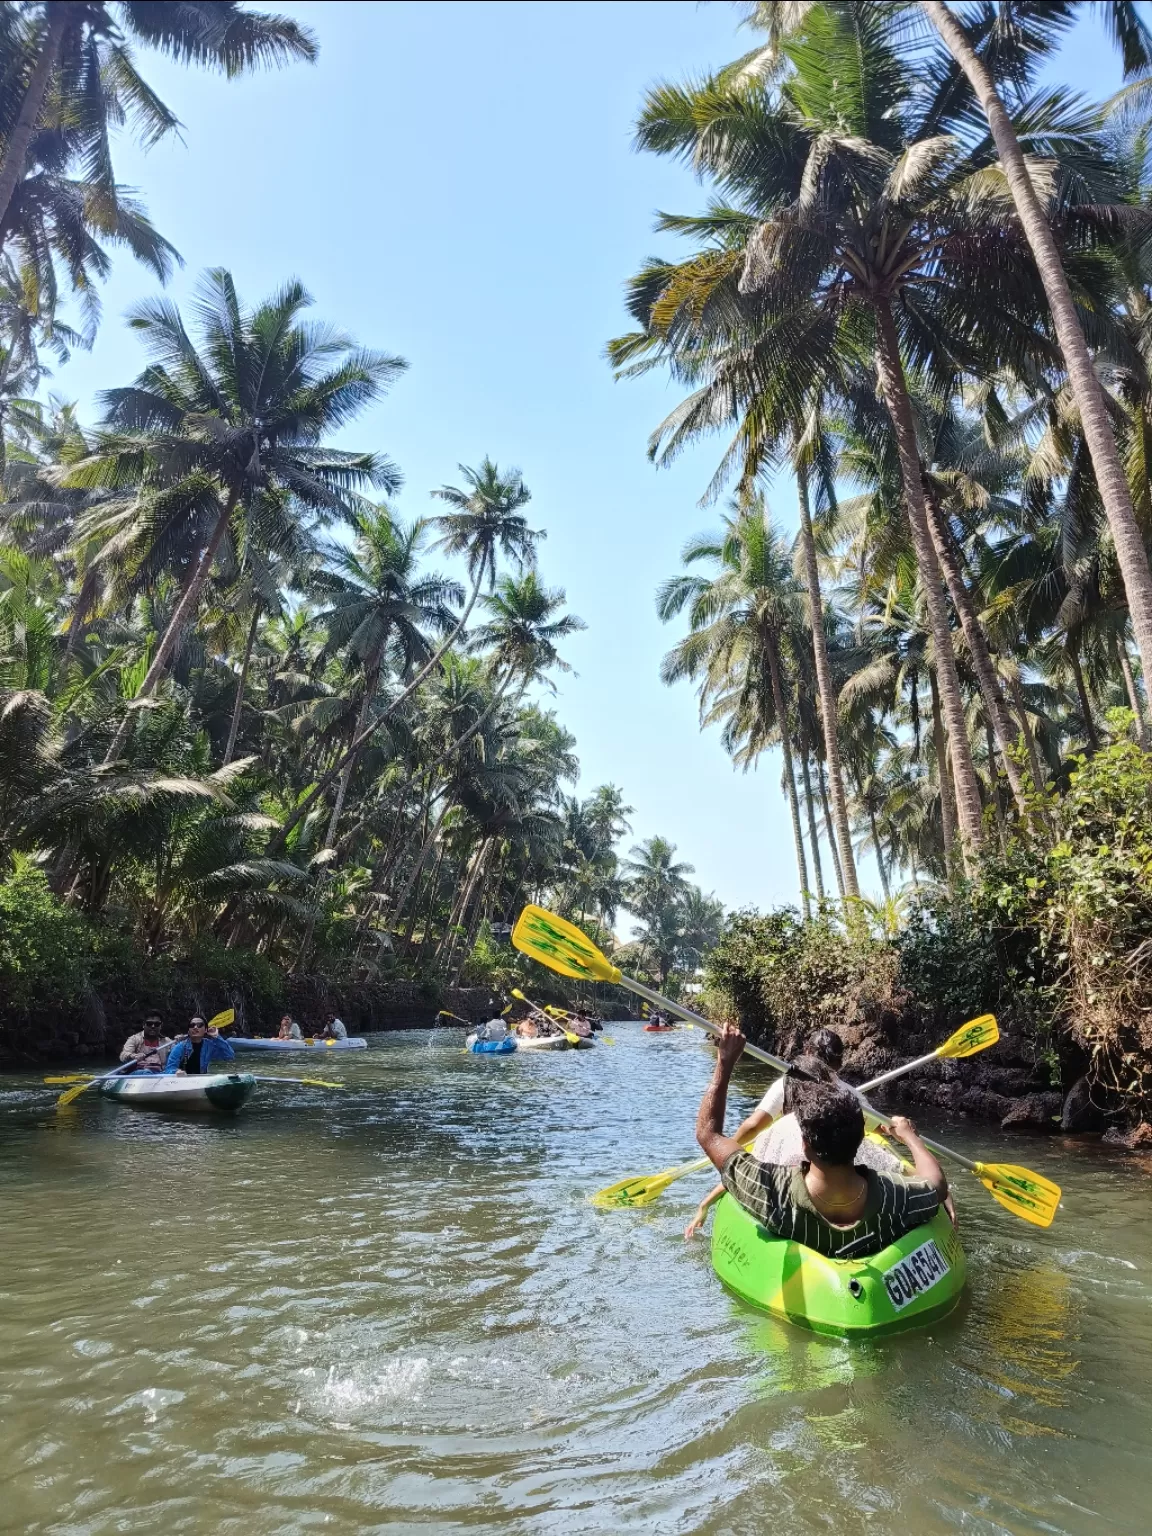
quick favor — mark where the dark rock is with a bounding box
[1061,1076,1106,1134]
[1000,1092,1063,1131]
[1103,1121,1152,1150]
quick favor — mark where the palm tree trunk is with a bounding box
[765,628,810,918]
[394,801,452,939]
[325,668,378,847]
[922,482,1029,813]
[922,0,1152,691]
[985,715,1007,851]
[1118,639,1149,746]
[873,298,984,863]
[928,666,959,869]
[796,458,859,896]
[1068,642,1100,751]
[1007,669,1046,791]
[222,603,261,766]
[868,805,891,901]
[0,4,73,239]
[817,753,846,899]
[799,739,826,902]
[103,488,238,765]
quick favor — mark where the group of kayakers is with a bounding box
[688,1022,950,1258]
[118,1009,348,1074]
[467,1000,603,1044]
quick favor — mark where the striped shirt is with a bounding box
[720,1150,940,1259]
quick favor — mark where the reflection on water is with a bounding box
[2,1029,1150,1533]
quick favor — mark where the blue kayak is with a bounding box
[466,1034,517,1055]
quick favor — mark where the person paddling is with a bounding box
[695,1023,948,1258]
[164,1016,236,1076]
[119,1015,173,1069]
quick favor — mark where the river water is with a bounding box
[1,1027,1149,1534]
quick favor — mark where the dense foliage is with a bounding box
[704,733,1152,1118]
[0,4,731,1021]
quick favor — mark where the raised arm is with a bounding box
[887,1115,949,1201]
[696,1023,749,1172]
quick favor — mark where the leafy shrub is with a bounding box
[703,904,899,1052]
[0,860,93,1010]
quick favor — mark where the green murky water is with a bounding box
[1,1028,1149,1533]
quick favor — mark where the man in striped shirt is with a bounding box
[697,1023,948,1259]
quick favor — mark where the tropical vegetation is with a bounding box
[0,3,728,1023]
[614,1,1152,1122]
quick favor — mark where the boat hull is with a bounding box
[229,1037,367,1053]
[99,1072,256,1113]
[711,1195,966,1338]
[465,1035,517,1054]
[515,1033,567,1050]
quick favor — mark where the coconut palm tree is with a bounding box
[658,500,814,911]
[313,508,461,843]
[920,0,1152,692]
[0,1,317,238]
[62,269,405,762]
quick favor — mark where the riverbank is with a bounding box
[0,976,504,1068]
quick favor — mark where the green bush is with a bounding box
[703,904,898,1050]
[0,860,93,1010]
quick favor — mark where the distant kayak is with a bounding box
[99,1072,256,1114]
[711,1196,966,1338]
[229,1037,367,1053]
[643,1024,677,1033]
[465,1034,517,1055]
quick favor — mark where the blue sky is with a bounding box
[48,1,1125,914]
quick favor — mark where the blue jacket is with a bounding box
[163,1036,236,1074]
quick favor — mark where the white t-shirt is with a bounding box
[477,1018,508,1042]
[752,1076,889,1169]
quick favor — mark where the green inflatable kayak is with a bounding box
[711,1194,966,1338]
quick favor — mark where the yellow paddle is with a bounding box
[591,1014,1000,1208]
[56,1009,235,1107]
[243,1075,345,1089]
[511,988,581,1045]
[513,904,1061,1229]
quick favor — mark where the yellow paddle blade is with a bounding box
[972,1161,1062,1228]
[512,904,621,984]
[590,1163,696,1209]
[938,1014,999,1060]
[57,1076,102,1107]
[44,1074,94,1085]
[207,1008,234,1031]
[298,1077,344,1089]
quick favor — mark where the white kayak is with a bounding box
[514,1032,568,1051]
[99,1072,256,1113]
[228,1036,367,1053]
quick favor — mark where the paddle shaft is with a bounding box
[624,977,793,1075]
[857,1048,942,1092]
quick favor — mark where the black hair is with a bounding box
[783,1054,835,1114]
[808,1028,844,1070]
[792,1084,864,1166]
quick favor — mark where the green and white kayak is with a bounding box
[711,1194,966,1338]
[99,1072,256,1114]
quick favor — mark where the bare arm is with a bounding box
[684,1181,725,1239]
[696,1023,748,1172]
[732,1107,773,1144]
[888,1115,949,1200]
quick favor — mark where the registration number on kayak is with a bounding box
[882,1239,950,1310]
